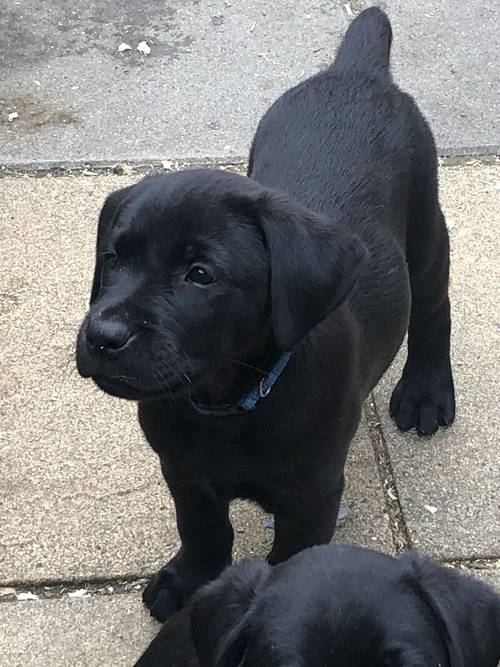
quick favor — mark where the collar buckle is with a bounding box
[191,351,292,417]
[259,378,272,399]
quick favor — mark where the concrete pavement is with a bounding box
[0,593,157,666]
[1,0,499,166]
[0,161,499,665]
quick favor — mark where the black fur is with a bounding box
[135,544,500,666]
[76,7,455,622]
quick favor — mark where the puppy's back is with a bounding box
[248,7,413,225]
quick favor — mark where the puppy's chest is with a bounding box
[177,419,294,476]
[197,440,302,510]
[142,406,314,485]
[138,383,350,506]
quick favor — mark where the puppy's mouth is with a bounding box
[92,375,154,400]
[77,334,191,401]
[92,374,190,401]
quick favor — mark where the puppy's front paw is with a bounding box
[390,367,455,436]
[143,566,187,622]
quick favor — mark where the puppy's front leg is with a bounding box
[268,475,344,565]
[143,478,233,622]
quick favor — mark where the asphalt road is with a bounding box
[1,0,499,166]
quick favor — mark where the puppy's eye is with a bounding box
[185,265,215,285]
[102,251,119,268]
[102,251,116,262]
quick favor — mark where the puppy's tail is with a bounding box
[333,7,392,74]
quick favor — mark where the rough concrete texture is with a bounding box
[0,593,157,666]
[0,172,391,584]
[1,0,499,165]
[373,163,500,559]
[466,566,500,592]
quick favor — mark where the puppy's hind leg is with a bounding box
[390,119,455,435]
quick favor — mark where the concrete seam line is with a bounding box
[0,153,499,178]
[440,557,500,569]
[1,560,498,605]
[0,157,248,178]
[0,576,149,603]
[364,395,413,553]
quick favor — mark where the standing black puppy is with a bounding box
[76,8,455,621]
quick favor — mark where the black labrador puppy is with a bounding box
[76,8,455,621]
[136,544,500,667]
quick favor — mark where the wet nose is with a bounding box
[86,316,133,357]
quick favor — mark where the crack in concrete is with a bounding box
[56,481,157,504]
[0,539,36,549]
[364,396,412,553]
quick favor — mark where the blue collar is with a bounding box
[191,351,292,417]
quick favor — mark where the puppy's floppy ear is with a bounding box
[401,552,500,667]
[255,192,367,350]
[90,185,133,304]
[191,559,270,667]
[134,606,198,667]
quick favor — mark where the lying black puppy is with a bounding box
[76,8,455,621]
[136,544,500,667]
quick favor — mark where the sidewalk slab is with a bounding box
[0,172,391,585]
[373,163,500,560]
[0,593,156,667]
[1,1,498,165]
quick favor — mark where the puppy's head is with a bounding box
[76,170,365,400]
[188,546,500,667]
[190,549,397,667]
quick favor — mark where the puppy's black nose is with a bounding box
[86,316,133,357]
